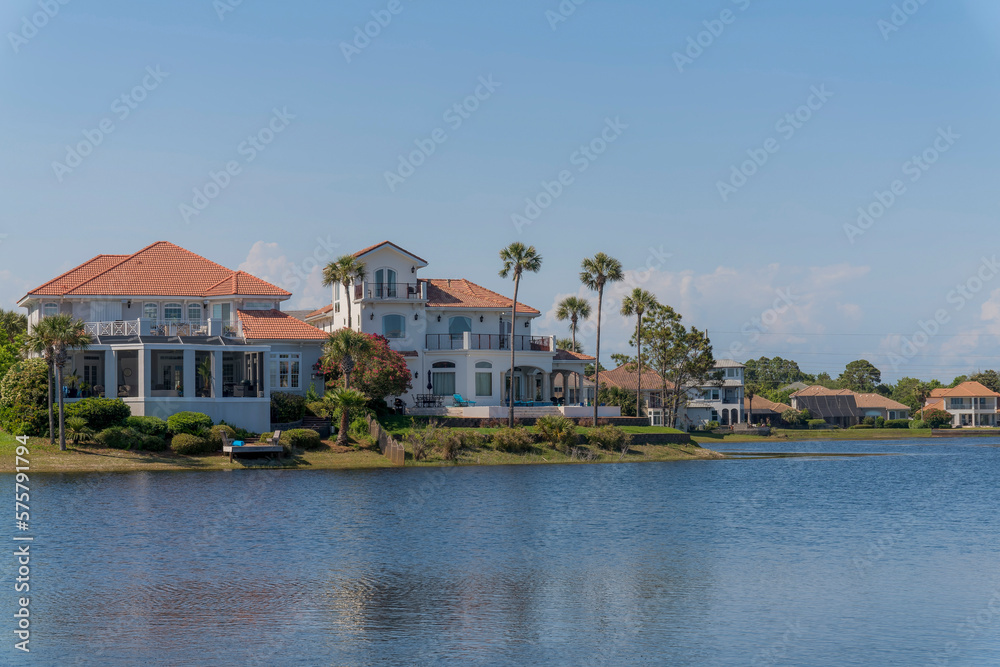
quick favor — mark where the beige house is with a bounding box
[921,381,1000,427]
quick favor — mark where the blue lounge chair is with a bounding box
[453,394,476,407]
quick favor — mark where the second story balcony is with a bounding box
[354,282,425,301]
[426,333,553,352]
[82,318,240,339]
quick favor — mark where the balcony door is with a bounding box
[90,300,122,322]
[212,303,232,323]
[375,269,397,298]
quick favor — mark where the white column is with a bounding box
[183,349,195,398]
[262,351,271,398]
[212,350,223,399]
[103,349,116,399]
[140,348,152,398]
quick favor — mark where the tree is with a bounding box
[969,370,1000,393]
[921,408,952,429]
[610,353,633,368]
[556,338,583,353]
[555,296,591,406]
[500,242,543,427]
[0,358,49,436]
[0,309,27,345]
[345,334,412,405]
[328,388,368,446]
[47,315,91,450]
[23,319,57,443]
[322,328,373,389]
[620,288,658,417]
[838,360,881,393]
[597,385,641,417]
[580,253,624,426]
[743,357,809,392]
[322,254,367,330]
[948,375,968,388]
[781,408,806,427]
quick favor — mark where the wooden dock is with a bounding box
[223,444,284,462]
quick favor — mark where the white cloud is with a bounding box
[238,241,329,310]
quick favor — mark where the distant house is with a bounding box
[790,386,910,427]
[744,395,792,425]
[780,381,810,394]
[921,381,1000,427]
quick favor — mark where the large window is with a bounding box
[375,268,398,297]
[163,303,182,321]
[449,316,472,345]
[143,303,158,320]
[269,352,301,389]
[382,314,405,339]
[187,304,202,323]
[244,301,273,310]
[43,303,58,318]
[475,361,492,396]
[431,361,456,396]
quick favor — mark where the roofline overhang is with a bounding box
[355,243,429,267]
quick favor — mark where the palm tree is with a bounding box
[47,315,91,450]
[23,318,57,444]
[323,328,373,389]
[620,288,659,417]
[499,242,543,427]
[580,253,624,426]
[328,388,368,446]
[555,296,591,406]
[322,254,367,330]
[0,309,27,345]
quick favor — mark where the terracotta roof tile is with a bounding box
[744,396,792,414]
[597,364,668,393]
[236,309,328,341]
[23,242,290,299]
[353,241,427,265]
[854,393,910,410]
[423,278,540,315]
[553,349,596,361]
[926,381,1000,399]
[304,304,334,319]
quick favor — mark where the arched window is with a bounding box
[475,361,492,397]
[188,304,202,323]
[163,303,182,322]
[43,303,58,318]
[449,316,472,345]
[143,303,159,320]
[431,362,456,396]
[382,314,405,339]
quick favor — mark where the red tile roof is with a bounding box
[423,279,540,315]
[597,364,668,392]
[854,393,910,411]
[352,241,427,265]
[23,241,290,299]
[927,381,1000,399]
[236,309,329,341]
[553,349,596,361]
[304,304,334,320]
[745,396,792,414]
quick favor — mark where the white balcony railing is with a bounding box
[83,318,240,338]
[83,320,139,337]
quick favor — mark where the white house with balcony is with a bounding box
[19,241,328,432]
[921,381,1000,427]
[305,241,604,416]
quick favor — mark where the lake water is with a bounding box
[7,438,1000,665]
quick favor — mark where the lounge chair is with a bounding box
[453,394,476,407]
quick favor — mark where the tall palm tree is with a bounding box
[322,254,367,330]
[620,288,659,417]
[328,388,368,446]
[322,328,373,389]
[46,315,91,450]
[499,242,543,428]
[23,318,57,444]
[555,296,591,406]
[0,309,27,345]
[580,253,624,426]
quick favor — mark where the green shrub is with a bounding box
[862,416,876,426]
[270,391,305,423]
[65,416,93,444]
[0,403,48,437]
[138,433,168,451]
[492,427,535,453]
[587,424,632,451]
[282,428,322,450]
[431,429,462,461]
[305,400,332,418]
[874,416,885,428]
[65,398,130,431]
[909,419,927,429]
[94,426,136,450]
[922,409,952,429]
[167,411,213,435]
[884,419,910,429]
[849,424,874,429]
[536,415,577,452]
[124,415,168,437]
[349,416,370,439]
[405,429,429,461]
[170,433,217,455]
[456,429,487,450]
[0,359,48,422]
[207,424,236,447]
[807,419,828,429]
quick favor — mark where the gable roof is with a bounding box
[422,278,540,315]
[23,241,290,300]
[854,393,910,411]
[928,381,1000,399]
[304,304,334,320]
[352,241,427,265]
[553,349,596,361]
[236,309,328,341]
[745,396,792,414]
[597,364,668,393]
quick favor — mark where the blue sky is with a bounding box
[2,0,999,383]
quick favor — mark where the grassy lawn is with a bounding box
[0,428,716,473]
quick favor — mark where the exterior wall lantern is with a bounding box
[370,312,374,320]
[437,315,441,322]
[414,313,419,320]
[479,315,484,322]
